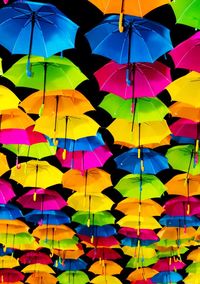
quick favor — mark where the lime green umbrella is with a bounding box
[166,145,200,175]
[156,246,189,258]
[171,0,200,29]
[114,174,166,199]
[39,237,79,250]
[126,256,158,269]
[58,270,89,284]
[99,94,169,123]
[72,211,115,226]
[3,142,56,160]
[156,238,193,247]
[186,262,200,273]
[0,232,37,250]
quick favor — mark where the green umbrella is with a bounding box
[99,94,169,123]
[166,145,200,175]
[72,211,115,226]
[58,270,89,284]
[114,174,166,199]
[171,0,200,29]
[126,256,158,269]
[156,238,193,247]
[156,246,189,258]
[186,262,200,273]
[0,232,36,250]
[3,142,56,160]
[39,237,79,250]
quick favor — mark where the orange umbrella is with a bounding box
[26,272,57,284]
[169,101,200,122]
[0,108,34,129]
[89,260,123,275]
[0,153,10,176]
[51,248,84,260]
[127,268,158,281]
[32,224,75,241]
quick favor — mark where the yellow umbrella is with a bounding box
[187,248,200,261]
[32,224,75,241]
[117,215,162,229]
[165,173,200,196]
[183,274,200,284]
[166,71,200,107]
[158,227,196,240]
[0,220,29,234]
[0,153,10,176]
[26,272,57,284]
[21,264,55,274]
[91,275,122,284]
[107,119,170,147]
[89,260,123,275]
[0,86,20,111]
[62,168,112,194]
[10,160,63,188]
[115,198,164,216]
[34,114,100,139]
[0,108,34,129]
[20,89,94,116]
[127,268,158,281]
[122,246,157,259]
[0,256,19,268]
[169,101,200,122]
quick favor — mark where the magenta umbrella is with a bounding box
[152,258,186,271]
[164,196,200,216]
[0,125,46,145]
[56,145,112,170]
[170,118,200,139]
[118,228,159,241]
[0,179,15,203]
[16,188,66,210]
[169,31,200,72]
[94,60,171,99]
[19,251,53,265]
[0,269,24,282]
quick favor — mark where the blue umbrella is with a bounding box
[24,210,70,225]
[0,1,79,73]
[75,225,116,237]
[54,259,87,271]
[47,132,105,151]
[121,237,157,247]
[159,215,200,227]
[114,148,169,174]
[0,204,23,220]
[171,134,195,144]
[85,15,173,64]
[151,271,183,283]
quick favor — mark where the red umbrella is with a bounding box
[79,235,120,247]
[163,196,200,216]
[17,188,66,210]
[152,258,186,271]
[19,251,53,265]
[86,248,122,261]
[118,228,159,241]
[0,179,15,204]
[0,269,24,282]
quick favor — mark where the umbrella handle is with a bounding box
[119,13,124,33]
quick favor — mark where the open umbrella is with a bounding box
[0,153,10,177]
[85,15,172,64]
[0,232,37,251]
[0,179,15,204]
[25,210,70,225]
[159,215,200,227]
[0,85,20,111]
[89,260,122,275]
[152,258,186,271]
[19,251,53,265]
[86,248,122,261]
[117,215,162,230]
[58,270,89,284]
[169,101,200,121]
[0,255,19,268]
[91,275,122,284]
[75,224,116,238]
[32,224,75,241]
[39,238,79,251]
[170,119,200,140]
[55,258,87,271]
[187,248,200,261]
[151,271,183,283]
[0,269,24,282]
[0,204,23,220]
[127,268,158,282]
[72,211,115,226]
[26,272,57,284]
[164,196,200,216]
[21,263,55,274]
[79,235,119,247]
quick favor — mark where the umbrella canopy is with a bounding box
[32,224,75,241]
[170,119,200,139]
[164,196,200,216]
[21,263,55,274]
[0,255,19,269]
[10,160,63,188]
[0,203,23,220]
[187,248,200,261]
[151,271,183,283]
[58,270,90,284]
[169,101,200,122]
[55,258,87,271]
[91,275,122,284]
[152,258,186,271]
[0,232,37,250]
[85,15,172,64]
[117,215,161,229]
[0,85,20,111]
[127,268,158,281]
[26,272,57,284]
[72,211,115,226]
[86,248,122,261]
[75,224,116,238]
[0,179,15,204]
[95,61,171,99]
[0,269,24,282]
[25,210,70,225]
[0,153,10,176]
[119,228,159,241]
[79,235,119,247]
[0,219,29,234]
[19,251,53,265]
[89,260,123,275]
[159,215,200,227]
[186,262,200,273]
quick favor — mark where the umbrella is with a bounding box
[72,211,115,226]
[152,258,186,271]
[114,174,166,199]
[126,256,158,269]
[156,245,189,259]
[0,255,19,268]
[79,235,120,247]
[159,215,200,227]
[21,263,55,274]
[164,196,200,216]
[186,262,200,273]
[56,145,112,171]
[165,173,200,196]
[114,148,169,174]
[86,248,122,261]
[91,275,122,284]
[0,85,20,111]
[107,119,171,147]
[89,260,122,275]
[0,179,15,204]
[170,0,200,29]
[0,219,29,234]
[0,269,24,282]
[26,272,57,284]
[123,246,157,259]
[58,270,89,284]
[55,258,87,271]
[0,153,10,176]
[0,232,37,251]
[85,15,172,64]
[62,168,112,194]
[151,271,183,283]
[25,210,70,225]
[0,204,23,220]
[157,226,196,245]
[121,237,157,247]
[95,61,171,99]
[117,215,162,230]
[169,31,200,72]
[184,274,200,284]
[127,268,158,282]
[17,188,66,210]
[187,248,200,261]
[32,224,75,241]
[75,224,116,238]
[19,251,53,265]
[169,101,200,121]
[170,119,200,140]
[118,228,159,241]
[10,160,63,188]
[39,238,79,251]
[52,248,84,260]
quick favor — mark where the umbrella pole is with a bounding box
[53,96,59,141]
[119,0,125,32]
[62,116,69,159]
[84,170,88,197]
[39,62,48,116]
[26,12,36,77]
[33,164,39,201]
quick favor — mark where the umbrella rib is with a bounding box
[174,0,197,22]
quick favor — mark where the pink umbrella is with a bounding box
[131,280,153,284]
[16,188,66,210]
[0,126,46,145]
[164,196,200,216]
[56,145,112,170]
[118,228,159,241]
[94,60,171,99]
[78,235,120,247]
[0,179,15,203]
[170,118,200,139]
[169,31,200,72]
[152,258,186,271]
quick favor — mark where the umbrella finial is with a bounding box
[62,149,67,160]
[26,60,32,77]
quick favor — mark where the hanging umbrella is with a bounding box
[75,224,116,238]
[25,210,70,225]
[32,224,75,241]
[0,269,24,282]
[95,61,171,99]
[89,260,122,275]
[22,263,55,274]
[170,0,200,29]
[19,251,53,265]
[184,274,200,284]
[114,174,166,199]
[0,204,23,220]
[54,258,87,271]
[117,215,162,230]
[126,256,158,269]
[86,248,122,261]
[0,179,15,204]
[127,268,158,282]
[85,15,172,64]
[107,119,171,147]
[152,258,186,271]
[91,275,122,284]
[170,119,200,140]
[151,271,183,283]
[159,215,200,227]
[10,160,63,188]
[156,245,189,259]
[58,270,90,284]
[79,235,120,247]
[169,31,200,72]
[186,262,200,273]
[123,246,157,259]
[0,232,37,251]
[39,238,79,251]
[0,85,20,111]
[56,145,112,171]
[0,255,19,268]
[114,148,169,174]
[121,237,157,247]
[165,173,200,196]
[26,272,57,284]
[0,153,9,177]
[0,219,29,234]
[169,101,200,121]
[52,248,84,260]
[119,228,159,241]
[164,196,200,216]
[17,188,66,210]
[72,211,115,226]
[62,168,112,194]
[187,248,200,261]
